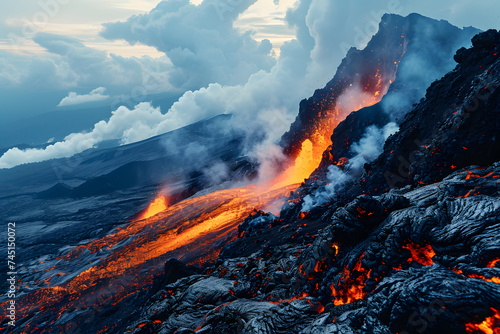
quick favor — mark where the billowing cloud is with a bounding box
[0,32,174,124]
[58,87,109,106]
[0,102,165,169]
[2,0,500,169]
[100,0,276,90]
[0,33,173,97]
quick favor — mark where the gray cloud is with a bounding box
[100,0,276,90]
[2,0,499,170]
[0,33,173,94]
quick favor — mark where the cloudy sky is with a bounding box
[0,0,499,168]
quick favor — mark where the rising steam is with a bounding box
[302,122,398,212]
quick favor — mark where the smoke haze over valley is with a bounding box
[0,1,500,334]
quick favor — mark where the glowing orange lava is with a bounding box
[141,195,169,219]
[487,259,500,268]
[403,242,435,266]
[466,308,500,334]
[0,68,392,333]
[466,273,500,284]
[331,252,372,306]
[281,69,390,187]
[1,182,298,333]
[453,268,500,284]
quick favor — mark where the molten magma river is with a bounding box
[0,74,390,333]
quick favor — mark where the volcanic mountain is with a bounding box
[122,24,500,334]
[0,14,498,334]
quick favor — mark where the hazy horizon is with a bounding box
[1,0,499,168]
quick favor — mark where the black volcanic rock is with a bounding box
[163,258,201,285]
[237,210,277,238]
[280,13,478,163]
[125,28,500,334]
[285,28,498,219]
[127,164,500,334]
[315,14,479,177]
[280,13,406,158]
[277,14,479,219]
[362,29,500,194]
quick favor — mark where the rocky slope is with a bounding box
[0,114,253,199]
[124,30,500,334]
[280,28,500,221]
[126,165,500,334]
[280,13,478,161]
[362,29,500,192]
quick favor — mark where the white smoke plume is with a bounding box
[0,103,165,169]
[301,122,398,211]
[0,0,488,171]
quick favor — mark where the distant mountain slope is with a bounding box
[0,91,182,148]
[0,114,253,198]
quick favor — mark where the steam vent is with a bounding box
[0,11,499,334]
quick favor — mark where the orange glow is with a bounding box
[141,195,169,219]
[487,259,500,268]
[403,242,435,266]
[285,139,317,185]
[453,268,500,284]
[466,308,500,334]
[336,157,349,166]
[331,253,372,306]
[467,274,500,284]
[279,69,391,189]
[2,67,395,333]
[332,243,340,257]
[2,181,297,333]
[298,211,308,220]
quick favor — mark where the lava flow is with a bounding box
[0,69,390,333]
[3,182,298,333]
[141,195,169,220]
[466,308,500,334]
[284,70,391,179]
[330,252,372,306]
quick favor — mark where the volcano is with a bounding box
[0,14,499,334]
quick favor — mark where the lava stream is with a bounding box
[1,181,297,333]
[0,68,391,333]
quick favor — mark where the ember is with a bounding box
[403,241,436,266]
[331,253,372,306]
[466,308,500,334]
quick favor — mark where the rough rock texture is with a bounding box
[124,30,500,334]
[281,13,478,163]
[281,28,500,222]
[126,165,500,334]
[278,16,480,221]
[361,29,500,194]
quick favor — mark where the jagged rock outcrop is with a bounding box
[281,13,478,167]
[278,14,480,220]
[126,164,500,334]
[124,27,500,334]
[361,29,500,194]
[280,28,499,222]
